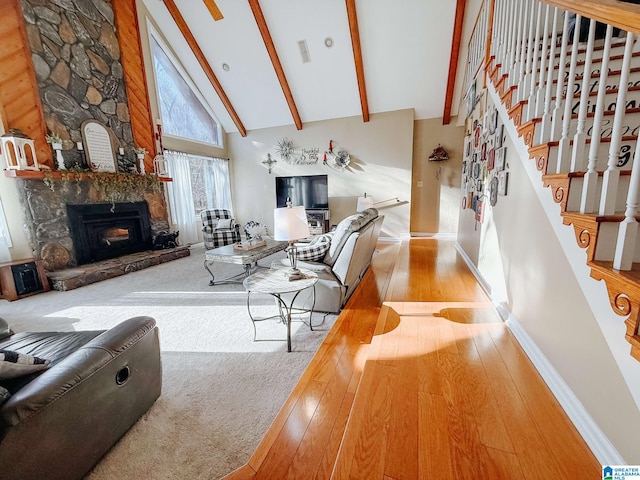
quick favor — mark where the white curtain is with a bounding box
[165,150,200,245]
[204,157,232,210]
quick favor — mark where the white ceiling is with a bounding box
[140,0,463,134]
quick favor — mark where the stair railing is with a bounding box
[463,0,640,359]
[466,0,640,267]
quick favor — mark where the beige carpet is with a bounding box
[0,244,337,479]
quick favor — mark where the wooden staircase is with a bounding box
[487,28,640,361]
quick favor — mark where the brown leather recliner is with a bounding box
[0,316,162,480]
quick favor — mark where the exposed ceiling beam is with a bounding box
[443,0,466,125]
[163,0,247,136]
[248,0,303,131]
[346,0,369,123]
[203,0,223,21]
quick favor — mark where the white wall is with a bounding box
[226,109,413,238]
[458,92,640,463]
[0,175,32,260]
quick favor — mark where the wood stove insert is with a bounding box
[67,202,153,265]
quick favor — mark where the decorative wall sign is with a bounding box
[274,138,325,166]
[300,148,320,164]
[81,120,117,172]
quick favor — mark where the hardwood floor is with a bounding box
[223,238,600,480]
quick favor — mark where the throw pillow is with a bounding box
[0,350,50,380]
[216,218,233,230]
[294,234,332,262]
[203,219,218,233]
[0,386,10,405]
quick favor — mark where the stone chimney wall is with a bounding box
[21,0,136,171]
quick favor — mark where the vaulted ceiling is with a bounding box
[140,0,467,135]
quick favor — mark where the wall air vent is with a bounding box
[297,40,311,63]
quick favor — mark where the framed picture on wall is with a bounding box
[495,147,507,171]
[490,176,499,206]
[495,123,504,148]
[498,170,509,196]
[490,109,498,134]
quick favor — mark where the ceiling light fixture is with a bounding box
[324,36,334,48]
[222,63,230,72]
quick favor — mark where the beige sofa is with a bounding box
[281,208,383,313]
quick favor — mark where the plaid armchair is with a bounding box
[201,209,241,249]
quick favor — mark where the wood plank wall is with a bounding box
[0,0,51,168]
[113,0,158,173]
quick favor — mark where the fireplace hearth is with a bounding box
[67,202,153,265]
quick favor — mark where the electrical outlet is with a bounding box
[417,181,423,187]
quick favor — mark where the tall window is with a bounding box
[165,151,232,245]
[149,33,222,146]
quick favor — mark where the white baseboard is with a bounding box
[455,242,624,465]
[410,232,458,239]
[378,236,403,243]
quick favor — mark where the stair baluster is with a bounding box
[492,0,504,61]
[539,7,561,143]
[521,0,538,102]
[503,0,521,82]
[533,4,552,120]
[498,0,509,65]
[600,31,635,215]
[570,19,597,172]
[580,25,614,214]
[514,0,530,92]
[557,15,582,172]
[614,123,640,270]
[551,12,572,142]
[526,1,545,121]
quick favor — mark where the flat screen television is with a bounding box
[275,174,329,209]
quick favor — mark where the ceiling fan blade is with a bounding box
[203,0,223,21]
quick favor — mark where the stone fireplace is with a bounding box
[14,176,169,272]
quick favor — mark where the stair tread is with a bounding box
[591,260,640,283]
[543,170,633,179]
[561,211,640,222]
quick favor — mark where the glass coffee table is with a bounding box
[243,267,318,352]
[204,238,288,285]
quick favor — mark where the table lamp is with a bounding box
[274,203,310,280]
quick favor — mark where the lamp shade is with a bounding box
[356,195,374,212]
[273,205,310,241]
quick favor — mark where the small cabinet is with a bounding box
[0,259,50,301]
